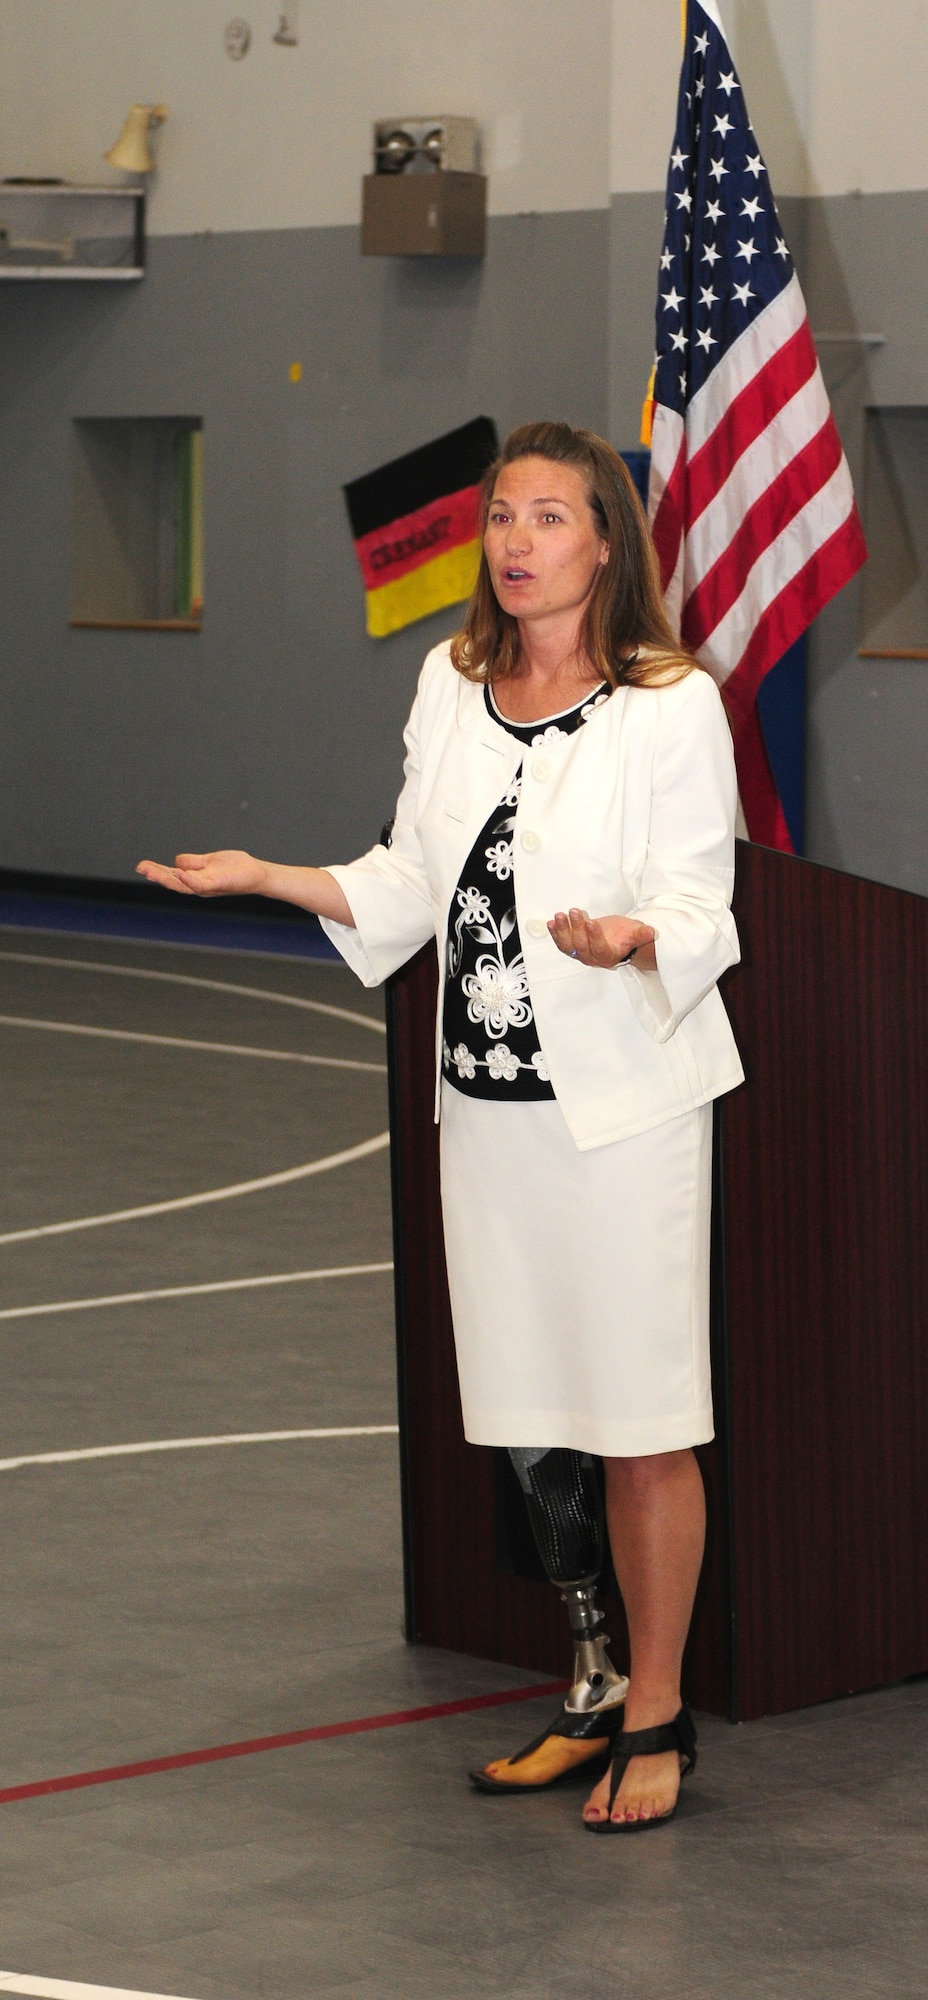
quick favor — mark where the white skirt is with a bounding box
[438,1085,714,1457]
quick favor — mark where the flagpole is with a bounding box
[641,1,688,446]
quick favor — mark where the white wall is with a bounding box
[609,1,682,194]
[0,0,611,232]
[3,1,925,232]
[803,0,928,195]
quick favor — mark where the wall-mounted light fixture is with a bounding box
[373,118,479,176]
[362,117,485,257]
[104,104,168,175]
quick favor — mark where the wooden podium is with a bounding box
[385,844,928,1720]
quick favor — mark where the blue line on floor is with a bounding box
[0,894,339,961]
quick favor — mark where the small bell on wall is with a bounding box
[104,105,168,175]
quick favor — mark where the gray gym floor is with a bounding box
[1,927,926,2000]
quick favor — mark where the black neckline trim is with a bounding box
[484,680,609,742]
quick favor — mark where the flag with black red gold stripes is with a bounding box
[344,417,498,638]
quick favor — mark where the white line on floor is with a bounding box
[0,950,386,1034]
[0,1972,204,2000]
[0,1132,390,1246]
[0,1259,394,1322]
[0,1013,386,1074]
[0,1424,399,1472]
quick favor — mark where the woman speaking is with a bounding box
[138,422,743,1832]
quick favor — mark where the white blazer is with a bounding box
[322,641,745,1150]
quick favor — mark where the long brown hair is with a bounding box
[450,420,696,690]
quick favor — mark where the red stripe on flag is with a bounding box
[728,700,795,852]
[354,484,482,591]
[0,1681,569,1806]
[650,439,687,594]
[684,321,818,530]
[722,504,868,733]
[682,417,845,652]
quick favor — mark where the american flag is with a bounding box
[646,0,867,850]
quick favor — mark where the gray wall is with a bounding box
[2,188,928,897]
[607,192,664,446]
[798,191,928,896]
[0,212,607,879]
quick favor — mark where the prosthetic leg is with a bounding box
[469,1448,629,1792]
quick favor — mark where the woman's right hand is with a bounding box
[135,850,269,898]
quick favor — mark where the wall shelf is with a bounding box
[813,331,887,347]
[0,183,145,279]
[69,619,202,633]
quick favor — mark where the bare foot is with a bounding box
[582,1745,682,1826]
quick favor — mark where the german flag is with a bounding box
[344,417,498,639]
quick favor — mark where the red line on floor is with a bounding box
[0,1680,569,1805]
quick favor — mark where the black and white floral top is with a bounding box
[441,680,611,1100]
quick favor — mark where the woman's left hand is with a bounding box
[548,907,658,972]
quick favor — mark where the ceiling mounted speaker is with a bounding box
[104,104,168,175]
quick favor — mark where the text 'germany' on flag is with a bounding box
[344,417,498,639]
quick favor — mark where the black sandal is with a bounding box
[583,1705,697,1832]
[469,1700,625,1794]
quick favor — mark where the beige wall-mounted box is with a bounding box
[361,171,486,257]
